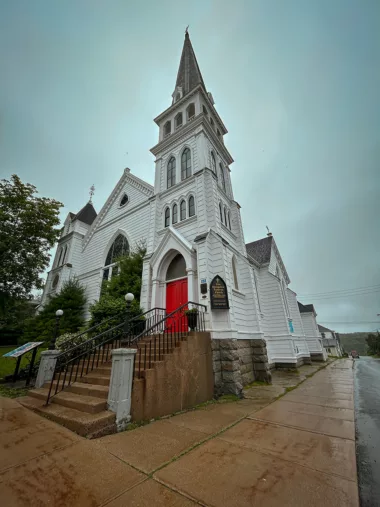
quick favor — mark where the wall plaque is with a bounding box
[210,275,229,310]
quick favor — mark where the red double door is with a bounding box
[166,278,188,332]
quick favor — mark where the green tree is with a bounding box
[366,333,380,356]
[88,245,146,332]
[23,279,86,343]
[0,296,37,346]
[0,175,62,300]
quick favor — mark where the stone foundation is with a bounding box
[310,352,325,362]
[212,338,271,396]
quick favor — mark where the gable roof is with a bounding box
[298,301,316,314]
[72,202,97,225]
[318,324,334,333]
[246,236,273,264]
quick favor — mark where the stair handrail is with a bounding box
[45,307,166,404]
[55,307,166,351]
[129,301,207,346]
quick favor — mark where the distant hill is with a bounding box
[339,333,369,356]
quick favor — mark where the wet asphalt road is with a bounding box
[354,356,380,506]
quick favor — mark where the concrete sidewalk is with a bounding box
[0,360,358,506]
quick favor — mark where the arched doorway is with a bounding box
[166,253,188,326]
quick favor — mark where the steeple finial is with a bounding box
[89,184,95,203]
[185,25,189,36]
[266,225,272,237]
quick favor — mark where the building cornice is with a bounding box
[150,114,233,165]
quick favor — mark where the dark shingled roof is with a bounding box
[297,302,316,314]
[323,338,338,347]
[72,202,97,226]
[245,236,273,265]
[318,324,334,333]
[175,32,206,96]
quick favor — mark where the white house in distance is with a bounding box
[41,31,328,374]
[318,325,343,357]
[297,302,327,361]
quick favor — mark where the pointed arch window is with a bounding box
[175,112,183,129]
[164,120,171,138]
[219,163,226,192]
[103,234,129,282]
[188,195,195,217]
[167,156,176,189]
[202,105,208,116]
[180,200,186,221]
[219,203,223,223]
[181,148,191,180]
[172,204,178,224]
[224,207,227,227]
[57,247,64,266]
[232,257,239,290]
[186,103,195,121]
[211,152,217,176]
[164,207,170,227]
[228,212,231,230]
[105,234,129,267]
[210,117,215,129]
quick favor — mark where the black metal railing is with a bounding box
[130,302,207,379]
[45,307,166,404]
[57,307,166,350]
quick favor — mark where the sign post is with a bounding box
[2,342,44,386]
[210,275,229,310]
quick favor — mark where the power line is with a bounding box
[298,284,380,297]
[299,289,380,301]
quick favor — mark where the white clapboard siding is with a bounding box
[257,268,288,336]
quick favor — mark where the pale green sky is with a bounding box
[1,0,379,332]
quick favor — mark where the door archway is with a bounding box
[165,253,188,329]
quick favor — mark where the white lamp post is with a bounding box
[124,293,134,343]
[49,309,64,350]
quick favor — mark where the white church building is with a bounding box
[41,32,326,370]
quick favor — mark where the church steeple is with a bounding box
[173,30,206,99]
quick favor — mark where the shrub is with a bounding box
[55,332,89,353]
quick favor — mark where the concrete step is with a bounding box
[44,381,109,399]
[77,374,111,386]
[18,396,116,438]
[28,388,107,414]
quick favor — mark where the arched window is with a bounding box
[217,129,221,137]
[219,163,226,192]
[219,203,223,223]
[175,92,181,102]
[52,274,59,290]
[180,200,186,221]
[224,207,227,226]
[62,245,67,265]
[167,156,176,189]
[164,207,170,227]
[120,193,128,207]
[202,105,208,115]
[232,257,239,290]
[57,247,64,266]
[188,196,195,217]
[166,253,186,281]
[181,148,191,180]
[210,117,215,129]
[211,152,217,176]
[175,112,183,129]
[164,120,171,138]
[172,204,178,224]
[186,103,195,120]
[228,212,231,230]
[105,234,129,267]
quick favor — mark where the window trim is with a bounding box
[167,156,176,189]
[175,112,183,130]
[228,211,231,230]
[164,207,170,227]
[119,193,129,207]
[164,120,171,138]
[211,151,217,177]
[181,147,192,181]
[186,102,195,121]
[180,199,186,221]
[188,195,195,217]
[172,203,178,224]
[219,163,226,192]
[219,202,223,223]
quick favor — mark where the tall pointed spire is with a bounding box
[174,30,206,96]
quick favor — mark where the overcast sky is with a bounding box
[1,0,379,333]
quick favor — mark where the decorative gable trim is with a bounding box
[83,168,153,249]
[270,240,290,285]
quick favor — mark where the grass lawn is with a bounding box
[0,345,46,380]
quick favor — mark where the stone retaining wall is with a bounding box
[212,338,272,396]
